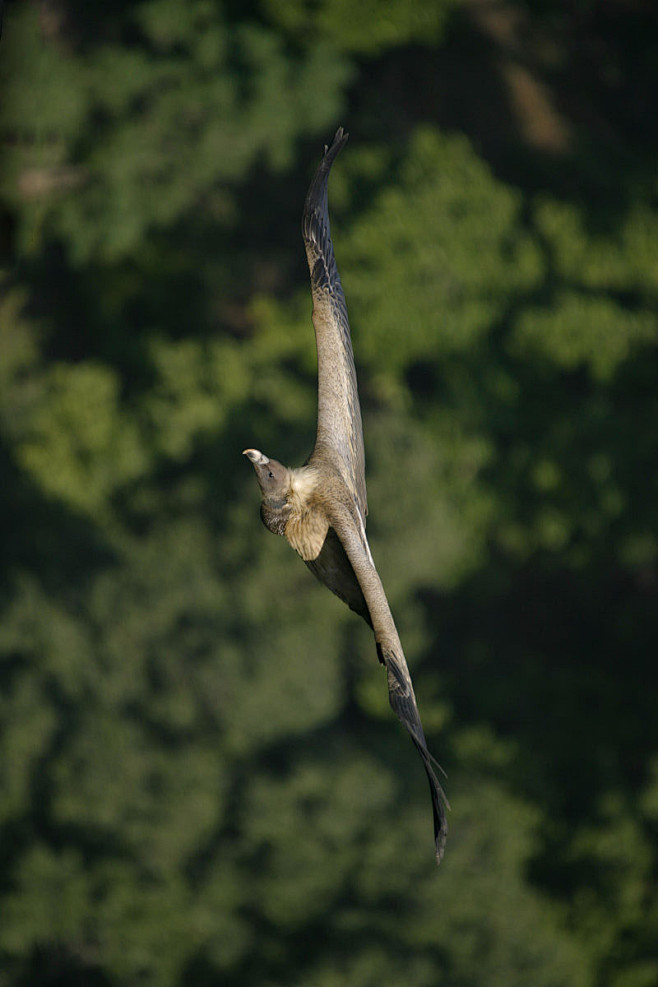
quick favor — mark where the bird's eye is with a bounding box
[268,471,274,479]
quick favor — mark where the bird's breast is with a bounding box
[285,509,329,562]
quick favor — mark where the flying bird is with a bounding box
[244,128,448,863]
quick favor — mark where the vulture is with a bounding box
[244,128,448,863]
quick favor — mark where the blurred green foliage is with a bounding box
[1,1,657,985]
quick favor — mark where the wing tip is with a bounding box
[430,781,449,866]
[302,127,349,245]
[329,126,349,151]
[420,745,450,866]
[317,126,349,178]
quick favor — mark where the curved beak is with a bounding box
[243,448,269,466]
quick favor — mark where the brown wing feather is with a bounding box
[330,508,449,864]
[302,129,368,520]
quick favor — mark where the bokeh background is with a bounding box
[1,1,658,984]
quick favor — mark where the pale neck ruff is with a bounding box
[288,466,319,510]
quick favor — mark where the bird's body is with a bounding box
[244,129,448,863]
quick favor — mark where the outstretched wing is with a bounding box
[330,508,449,864]
[302,128,367,521]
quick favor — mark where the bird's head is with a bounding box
[243,449,291,507]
